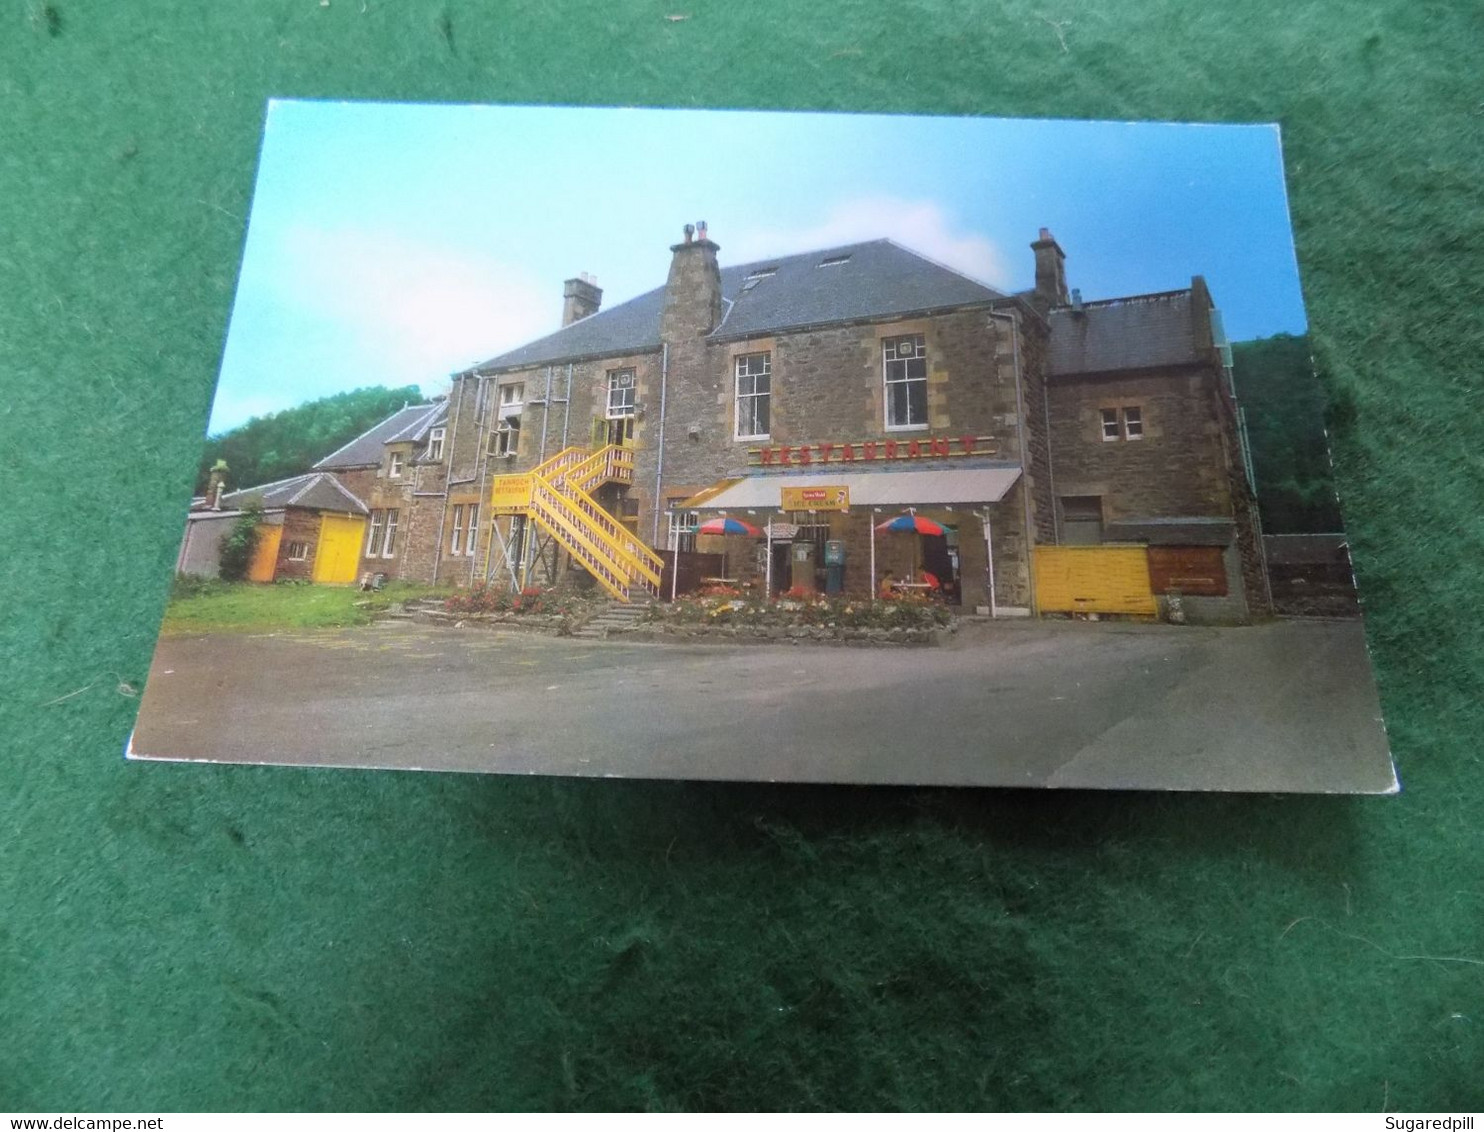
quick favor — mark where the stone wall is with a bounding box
[177,512,243,577]
[1046,368,1236,523]
[273,507,321,582]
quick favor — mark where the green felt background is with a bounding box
[3,0,1481,1112]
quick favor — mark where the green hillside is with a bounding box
[196,384,424,493]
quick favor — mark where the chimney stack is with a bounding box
[562,273,602,326]
[660,221,722,342]
[207,459,229,510]
[1031,227,1069,306]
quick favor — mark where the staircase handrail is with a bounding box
[527,479,635,601]
[530,446,588,483]
[559,447,664,578]
[528,475,661,595]
[553,477,664,588]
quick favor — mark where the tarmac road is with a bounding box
[129,618,1397,793]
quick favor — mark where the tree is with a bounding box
[1230,334,1344,533]
[218,505,263,582]
[197,385,427,493]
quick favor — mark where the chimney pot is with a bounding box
[683,223,695,243]
[697,220,708,241]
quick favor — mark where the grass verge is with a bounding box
[159,578,455,635]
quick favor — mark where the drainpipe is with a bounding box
[982,507,998,618]
[521,364,554,587]
[431,377,464,584]
[988,309,1037,616]
[561,363,572,449]
[1041,352,1059,543]
[652,343,670,546]
[538,364,552,465]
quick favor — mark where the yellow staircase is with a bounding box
[489,444,665,602]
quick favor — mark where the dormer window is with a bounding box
[818,254,851,267]
[388,451,404,478]
[426,427,446,461]
[740,267,777,292]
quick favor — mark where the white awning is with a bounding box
[680,466,1022,510]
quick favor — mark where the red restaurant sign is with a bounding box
[749,435,995,467]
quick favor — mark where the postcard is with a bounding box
[128,102,1396,792]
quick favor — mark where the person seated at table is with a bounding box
[918,569,942,591]
[878,572,896,598]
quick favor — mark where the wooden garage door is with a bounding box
[312,514,366,584]
[1034,546,1157,616]
[247,524,282,583]
[1147,545,1227,596]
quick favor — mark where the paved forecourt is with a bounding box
[130,618,1396,793]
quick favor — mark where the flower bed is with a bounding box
[438,584,605,634]
[445,584,590,618]
[638,591,953,645]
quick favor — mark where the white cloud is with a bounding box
[278,227,552,378]
[724,198,1011,289]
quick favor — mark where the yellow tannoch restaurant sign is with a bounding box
[780,485,850,512]
[748,434,996,468]
[490,474,533,513]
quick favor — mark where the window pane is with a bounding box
[889,382,910,426]
[907,381,927,424]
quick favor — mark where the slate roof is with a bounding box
[468,239,1004,373]
[313,402,447,470]
[220,472,369,515]
[1047,290,1203,377]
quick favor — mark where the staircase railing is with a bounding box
[544,446,663,580]
[526,477,644,601]
[497,444,663,601]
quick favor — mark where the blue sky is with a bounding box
[210,102,1307,434]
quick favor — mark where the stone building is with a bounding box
[182,223,1270,622]
[176,470,370,584]
[311,401,454,584]
[439,223,1269,621]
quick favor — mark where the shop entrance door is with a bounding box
[921,532,961,604]
[770,542,792,594]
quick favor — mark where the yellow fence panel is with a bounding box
[1034,546,1157,616]
[247,524,282,583]
[312,514,366,584]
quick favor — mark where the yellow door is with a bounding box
[312,514,366,584]
[1034,546,1157,616]
[247,524,282,583]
